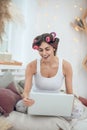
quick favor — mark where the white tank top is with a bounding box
[33,58,64,92]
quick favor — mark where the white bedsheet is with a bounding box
[6,101,87,130]
[57,103,87,130]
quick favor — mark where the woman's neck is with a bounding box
[41,56,58,66]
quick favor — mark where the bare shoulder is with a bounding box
[63,59,72,68]
[63,59,72,75]
[26,59,37,74]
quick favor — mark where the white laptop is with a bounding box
[28,91,74,117]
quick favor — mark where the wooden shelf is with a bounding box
[0,61,22,66]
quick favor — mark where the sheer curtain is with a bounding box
[8,0,39,64]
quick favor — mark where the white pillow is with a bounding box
[0,71,14,88]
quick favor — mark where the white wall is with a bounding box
[9,0,87,97]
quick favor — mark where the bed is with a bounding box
[0,65,87,130]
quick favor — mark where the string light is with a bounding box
[74,5,77,8]
[47,24,51,28]
[73,38,79,42]
[80,7,83,11]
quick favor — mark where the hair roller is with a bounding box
[45,36,50,43]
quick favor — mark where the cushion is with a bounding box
[15,99,28,113]
[7,82,20,95]
[18,80,25,89]
[71,97,84,119]
[16,83,24,94]
[0,71,15,88]
[0,82,22,116]
[79,96,87,106]
[0,112,2,116]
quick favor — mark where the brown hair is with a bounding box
[32,32,59,55]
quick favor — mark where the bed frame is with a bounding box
[0,64,26,80]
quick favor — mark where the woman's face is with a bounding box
[38,42,55,61]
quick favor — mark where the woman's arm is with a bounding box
[23,60,37,106]
[63,60,73,94]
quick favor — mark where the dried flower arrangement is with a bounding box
[0,0,12,42]
[0,0,24,43]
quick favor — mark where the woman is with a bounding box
[23,32,73,104]
[23,32,84,118]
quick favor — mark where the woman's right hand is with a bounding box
[23,97,35,107]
